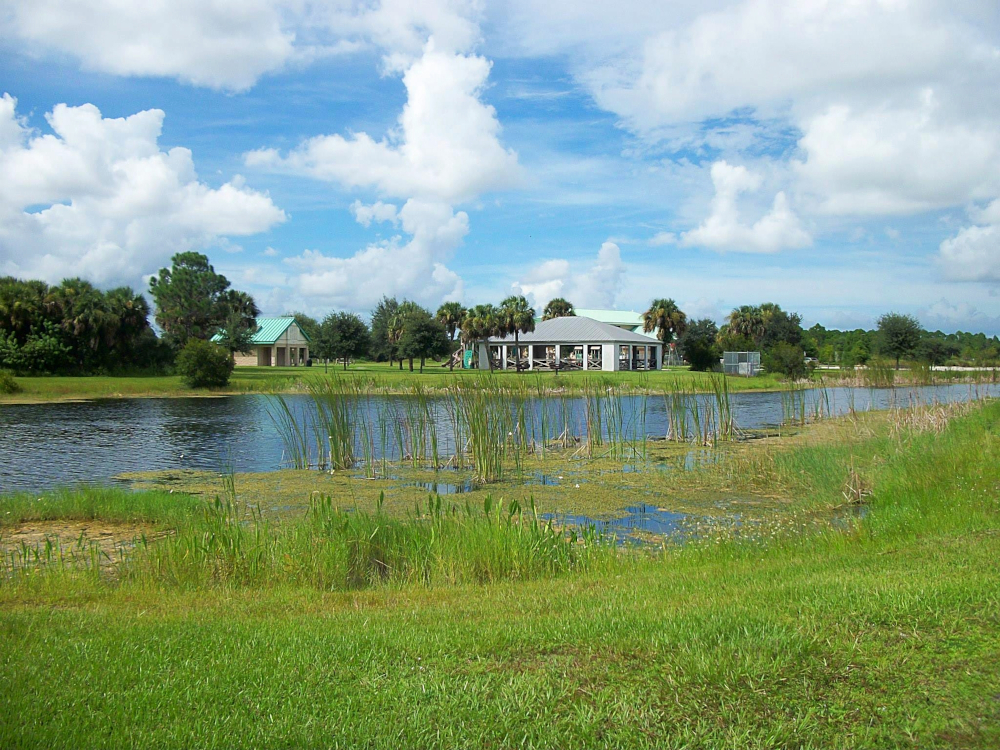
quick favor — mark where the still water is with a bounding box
[1,383,995,491]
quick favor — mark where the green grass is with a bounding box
[2,402,1000,747]
[0,486,200,527]
[2,362,804,402]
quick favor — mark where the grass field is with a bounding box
[3,360,996,404]
[1,401,999,747]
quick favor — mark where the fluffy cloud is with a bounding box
[939,223,1000,283]
[286,199,465,309]
[501,0,1000,229]
[0,94,286,286]
[2,0,297,91]
[679,161,810,252]
[512,241,625,309]
[938,196,1000,284]
[350,200,400,227]
[247,44,520,204]
[247,39,519,310]
[1,0,484,91]
[919,299,1000,332]
[794,94,1000,215]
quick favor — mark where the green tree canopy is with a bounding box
[727,305,766,343]
[398,309,450,372]
[678,318,719,371]
[435,301,467,342]
[643,298,688,349]
[369,296,400,364]
[498,295,535,372]
[541,298,574,320]
[316,312,371,369]
[0,276,160,374]
[877,312,921,369]
[149,252,232,349]
[462,304,501,370]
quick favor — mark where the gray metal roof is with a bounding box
[488,316,660,345]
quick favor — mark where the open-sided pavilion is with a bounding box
[480,316,661,371]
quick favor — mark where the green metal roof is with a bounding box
[212,316,310,345]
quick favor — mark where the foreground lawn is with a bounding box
[1,402,999,747]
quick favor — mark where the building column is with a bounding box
[602,344,617,371]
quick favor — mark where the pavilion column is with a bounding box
[602,344,617,371]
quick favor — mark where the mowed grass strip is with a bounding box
[1,403,999,747]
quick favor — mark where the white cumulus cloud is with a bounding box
[680,161,810,253]
[286,199,466,310]
[246,44,520,204]
[1,0,298,92]
[0,93,286,286]
[512,241,625,309]
[247,39,520,310]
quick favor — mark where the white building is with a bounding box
[481,316,661,372]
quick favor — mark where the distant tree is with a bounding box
[542,298,574,321]
[0,277,161,374]
[678,319,719,372]
[389,301,423,371]
[398,310,450,372]
[435,301,467,341]
[214,308,258,361]
[175,339,234,388]
[758,303,803,350]
[462,304,501,371]
[917,336,959,366]
[498,295,536,372]
[876,313,921,369]
[727,305,765,344]
[149,252,231,349]
[643,299,688,357]
[763,342,807,380]
[316,312,371,370]
[369,296,401,364]
[0,277,50,344]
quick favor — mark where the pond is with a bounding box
[1,382,996,491]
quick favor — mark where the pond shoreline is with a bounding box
[3,367,996,405]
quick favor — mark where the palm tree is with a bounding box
[643,299,688,358]
[727,305,765,344]
[542,297,575,320]
[435,301,466,341]
[435,301,467,370]
[462,304,500,371]
[498,295,535,372]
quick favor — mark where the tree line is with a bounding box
[3,251,997,380]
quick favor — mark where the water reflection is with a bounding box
[1,382,996,491]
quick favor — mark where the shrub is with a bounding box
[175,339,234,388]
[678,318,720,372]
[0,369,21,394]
[763,342,807,380]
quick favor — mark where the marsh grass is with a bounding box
[4,401,1000,747]
[3,486,609,589]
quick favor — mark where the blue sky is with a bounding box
[2,0,999,333]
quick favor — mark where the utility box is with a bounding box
[723,351,761,377]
